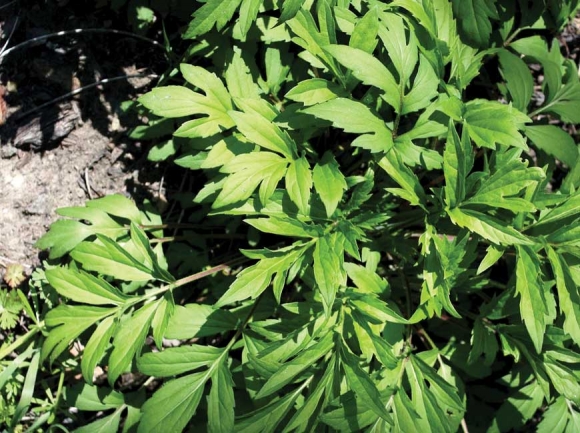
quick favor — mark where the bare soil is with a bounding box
[0,1,168,270]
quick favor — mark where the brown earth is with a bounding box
[0,1,169,271]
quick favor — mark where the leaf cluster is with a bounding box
[5,0,580,432]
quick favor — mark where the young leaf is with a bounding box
[497,49,534,112]
[313,151,347,217]
[313,235,342,314]
[75,408,123,433]
[525,125,579,167]
[244,217,318,238]
[42,305,113,363]
[70,236,155,282]
[546,245,580,347]
[463,100,530,150]
[286,156,313,214]
[138,370,212,433]
[447,207,532,246]
[108,301,157,385]
[45,267,127,306]
[256,331,333,398]
[184,0,242,38]
[340,344,393,424]
[322,45,399,110]
[285,78,347,106]
[164,304,238,339]
[283,356,336,432]
[208,358,235,433]
[216,245,307,307]
[139,86,207,118]
[443,121,473,208]
[515,246,549,353]
[137,345,223,377]
[81,315,117,383]
[451,0,498,47]
[229,111,295,158]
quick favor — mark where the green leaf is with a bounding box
[490,380,544,432]
[451,0,498,47]
[285,78,347,106]
[401,55,439,114]
[235,381,306,433]
[70,236,154,282]
[320,391,382,431]
[379,151,426,207]
[539,78,580,123]
[537,396,569,433]
[165,304,238,339]
[85,194,143,223]
[464,159,544,212]
[279,0,305,22]
[546,245,580,347]
[184,0,242,38]
[525,125,579,167]
[405,355,464,432]
[137,345,223,377]
[45,267,127,306]
[35,220,98,259]
[392,390,422,433]
[108,301,157,385]
[515,246,549,353]
[81,316,117,383]
[208,358,235,433]
[286,156,312,214]
[65,384,124,411]
[303,97,391,137]
[497,49,534,112]
[444,121,473,208]
[244,217,317,238]
[214,152,289,208]
[257,331,333,398]
[313,151,347,217]
[340,344,392,424]
[138,370,211,433]
[75,409,122,433]
[323,45,399,111]
[447,207,532,246]
[378,12,419,84]
[534,191,580,228]
[343,263,387,294]
[139,86,207,118]
[468,319,498,365]
[151,294,174,349]
[313,235,342,314]
[180,64,232,112]
[463,100,530,150]
[229,111,295,158]
[238,0,261,38]
[349,293,407,324]
[349,7,379,53]
[216,245,307,307]
[42,305,113,363]
[283,356,335,432]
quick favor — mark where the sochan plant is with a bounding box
[4,0,580,431]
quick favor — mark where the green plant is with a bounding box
[5,0,580,431]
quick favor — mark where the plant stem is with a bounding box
[0,325,42,360]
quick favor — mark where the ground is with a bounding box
[0,1,170,271]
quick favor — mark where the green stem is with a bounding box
[0,325,43,361]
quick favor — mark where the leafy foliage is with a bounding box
[5,0,580,431]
